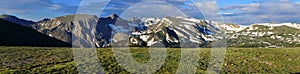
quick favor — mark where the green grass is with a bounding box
[0,47,299,73]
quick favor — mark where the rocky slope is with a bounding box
[127,16,225,47]
[31,14,102,47]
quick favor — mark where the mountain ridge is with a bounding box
[0,19,71,47]
[2,14,300,48]
[0,14,35,27]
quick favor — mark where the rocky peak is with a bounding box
[109,14,119,19]
[37,18,50,23]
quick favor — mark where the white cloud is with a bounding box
[220,0,300,25]
[190,1,223,22]
[0,0,61,13]
[120,1,187,19]
[221,3,260,11]
[0,8,27,14]
[49,4,61,10]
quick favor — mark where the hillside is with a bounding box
[0,19,71,47]
[0,14,35,27]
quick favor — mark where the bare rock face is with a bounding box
[32,14,100,48]
[113,33,129,42]
[31,14,130,48]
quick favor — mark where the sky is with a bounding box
[1,0,300,25]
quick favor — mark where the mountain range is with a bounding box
[1,14,299,48]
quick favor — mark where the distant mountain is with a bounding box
[225,23,300,48]
[31,14,99,47]
[27,14,300,48]
[31,14,224,47]
[127,16,224,47]
[0,19,71,47]
[0,14,35,27]
[37,18,50,23]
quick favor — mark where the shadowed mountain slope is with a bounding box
[0,19,71,47]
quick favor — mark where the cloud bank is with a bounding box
[221,0,300,25]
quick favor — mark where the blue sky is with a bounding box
[1,0,300,25]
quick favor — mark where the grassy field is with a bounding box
[0,47,299,73]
